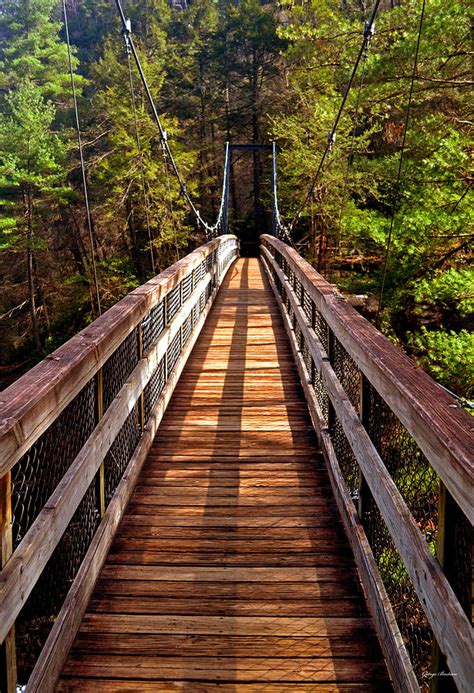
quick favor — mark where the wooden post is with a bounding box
[327,326,336,432]
[137,324,146,432]
[164,294,169,328]
[358,373,371,520]
[96,369,106,518]
[430,483,463,693]
[0,472,17,693]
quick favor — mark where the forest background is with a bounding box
[0,0,472,399]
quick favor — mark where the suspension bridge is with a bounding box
[0,0,473,691]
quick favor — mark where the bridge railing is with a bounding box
[0,235,239,692]
[261,235,473,693]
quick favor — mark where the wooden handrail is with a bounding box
[261,235,473,522]
[0,236,236,477]
[261,236,473,692]
[0,236,239,692]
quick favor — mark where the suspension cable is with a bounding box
[114,3,228,238]
[331,21,374,281]
[376,0,426,326]
[62,0,102,315]
[125,43,156,273]
[288,0,382,233]
[160,135,180,261]
[271,142,296,247]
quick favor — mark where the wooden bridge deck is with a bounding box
[57,258,391,691]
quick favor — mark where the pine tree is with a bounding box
[0,81,69,349]
[0,0,73,353]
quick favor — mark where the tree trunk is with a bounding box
[251,46,261,235]
[25,187,41,351]
[126,195,144,279]
[225,82,238,219]
[32,256,51,339]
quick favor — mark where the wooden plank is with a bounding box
[105,552,353,567]
[56,681,386,692]
[87,596,366,617]
[70,632,379,658]
[94,579,359,599]
[98,565,355,586]
[78,614,375,637]
[114,527,343,541]
[61,654,389,683]
[0,472,16,693]
[120,515,340,528]
[107,538,347,553]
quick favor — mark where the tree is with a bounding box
[0,80,69,349]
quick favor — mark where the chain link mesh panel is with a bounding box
[361,385,443,686]
[365,386,439,545]
[181,273,193,303]
[15,477,100,685]
[363,497,434,685]
[331,415,360,501]
[182,312,193,347]
[11,379,96,549]
[443,494,472,620]
[141,301,164,353]
[102,328,139,412]
[166,331,181,377]
[166,283,181,324]
[103,407,141,506]
[144,358,166,424]
[332,336,360,412]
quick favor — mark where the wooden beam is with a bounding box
[0,237,238,477]
[25,255,237,693]
[261,251,418,692]
[261,236,473,523]
[0,472,16,693]
[261,249,474,691]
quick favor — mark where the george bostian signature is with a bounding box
[422,671,457,680]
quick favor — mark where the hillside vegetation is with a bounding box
[0,0,472,397]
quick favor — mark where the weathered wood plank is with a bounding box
[56,680,385,692]
[61,654,389,683]
[87,596,366,617]
[78,614,376,637]
[70,632,379,658]
[94,579,359,599]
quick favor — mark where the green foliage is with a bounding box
[408,328,474,398]
[413,268,474,318]
[270,0,473,396]
[0,0,471,401]
[0,0,73,98]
